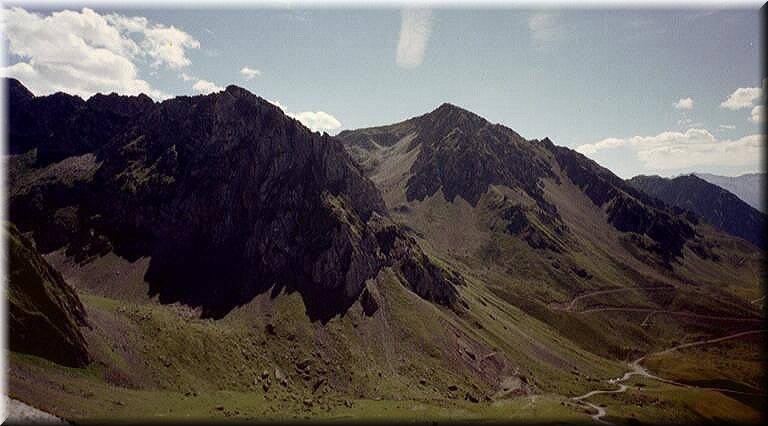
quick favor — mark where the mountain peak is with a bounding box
[224,84,253,97]
[8,84,461,321]
[6,78,34,103]
[429,102,483,121]
[434,102,465,112]
[410,102,491,138]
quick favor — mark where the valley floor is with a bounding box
[6,282,765,425]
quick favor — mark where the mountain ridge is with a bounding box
[628,173,765,249]
[7,78,461,321]
[338,103,710,263]
[695,172,765,213]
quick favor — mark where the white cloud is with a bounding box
[528,13,562,49]
[720,86,762,110]
[396,8,433,69]
[674,97,694,110]
[750,105,764,123]
[291,111,342,132]
[577,128,716,156]
[577,128,764,171]
[0,7,198,100]
[192,79,223,94]
[267,99,342,132]
[576,137,627,155]
[108,14,200,69]
[637,134,763,170]
[240,66,261,80]
[178,72,222,95]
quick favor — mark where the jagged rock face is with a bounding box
[338,103,570,254]
[406,105,556,209]
[6,224,90,367]
[628,174,766,250]
[87,86,393,319]
[494,201,568,252]
[367,213,461,307]
[7,80,459,320]
[344,103,556,208]
[6,78,155,166]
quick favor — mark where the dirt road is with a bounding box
[572,329,767,424]
[579,308,763,324]
[559,286,674,312]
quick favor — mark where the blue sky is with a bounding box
[2,6,764,178]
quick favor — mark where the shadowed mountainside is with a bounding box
[7,79,460,321]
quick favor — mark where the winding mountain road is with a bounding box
[557,287,761,327]
[559,287,674,312]
[579,308,763,323]
[572,329,767,424]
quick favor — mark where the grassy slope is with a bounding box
[9,266,624,422]
[589,378,762,425]
[643,333,765,397]
[5,223,90,368]
[9,256,762,423]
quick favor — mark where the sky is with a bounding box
[1,4,764,178]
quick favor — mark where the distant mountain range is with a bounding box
[5,78,764,423]
[628,174,765,249]
[695,172,764,213]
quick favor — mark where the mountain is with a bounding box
[628,174,765,250]
[6,223,90,367]
[6,84,765,423]
[338,103,717,264]
[338,102,762,355]
[6,79,459,321]
[695,172,765,213]
[6,78,155,167]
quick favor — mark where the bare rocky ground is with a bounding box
[4,396,65,424]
